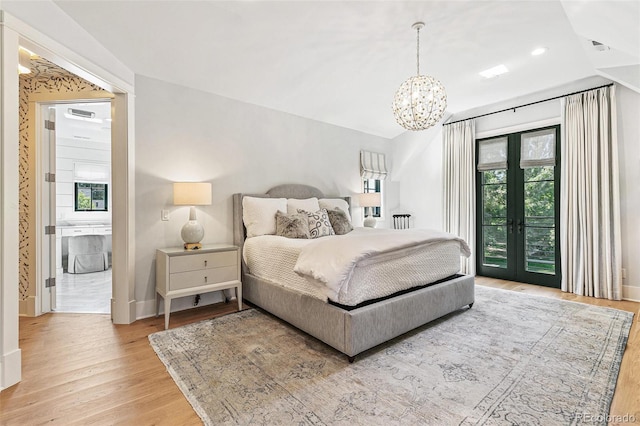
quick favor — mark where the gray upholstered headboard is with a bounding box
[232,184,351,272]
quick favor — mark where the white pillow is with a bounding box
[287,197,320,215]
[319,198,352,222]
[242,196,287,238]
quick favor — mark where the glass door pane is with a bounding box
[481,170,508,269]
[523,167,556,274]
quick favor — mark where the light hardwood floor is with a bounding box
[1,278,638,425]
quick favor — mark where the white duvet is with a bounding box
[243,227,470,305]
[293,227,470,298]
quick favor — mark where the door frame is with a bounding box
[1,11,136,390]
[33,96,114,315]
[475,125,561,288]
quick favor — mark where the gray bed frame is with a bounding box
[232,184,475,361]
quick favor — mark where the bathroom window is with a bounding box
[75,183,108,212]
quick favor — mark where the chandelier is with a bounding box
[392,22,447,131]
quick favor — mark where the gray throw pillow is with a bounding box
[275,211,310,239]
[298,208,335,239]
[327,207,354,235]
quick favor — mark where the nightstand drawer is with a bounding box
[169,250,237,274]
[169,265,237,291]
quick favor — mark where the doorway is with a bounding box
[43,101,113,313]
[475,125,561,288]
[1,20,136,390]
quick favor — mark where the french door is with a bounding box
[475,125,561,288]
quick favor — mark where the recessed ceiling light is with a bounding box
[531,47,547,56]
[479,64,509,79]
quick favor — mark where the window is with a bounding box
[360,149,387,220]
[363,178,382,218]
[75,182,108,212]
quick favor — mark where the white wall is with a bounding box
[390,125,444,230]
[56,137,111,224]
[392,78,640,299]
[134,75,392,313]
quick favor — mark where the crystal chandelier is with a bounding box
[392,22,447,131]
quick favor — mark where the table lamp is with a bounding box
[359,192,381,228]
[173,182,212,249]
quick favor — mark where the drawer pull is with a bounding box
[74,230,82,233]
[204,276,208,283]
[204,260,208,267]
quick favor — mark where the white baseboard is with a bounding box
[111,298,137,324]
[18,297,36,316]
[622,285,640,302]
[1,348,22,391]
[136,299,158,320]
[136,291,226,321]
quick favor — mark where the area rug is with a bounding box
[149,286,633,425]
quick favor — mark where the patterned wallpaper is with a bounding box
[18,56,108,301]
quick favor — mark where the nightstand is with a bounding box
[155,244,241,329]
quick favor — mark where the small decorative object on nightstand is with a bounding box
[173,182,212,250]
[155,244,241,330]
[359,192,381,228]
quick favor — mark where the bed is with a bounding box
[232,184,475,361]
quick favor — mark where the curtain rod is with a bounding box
[443,83,614,126]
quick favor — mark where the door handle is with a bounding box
[507,219,514,234]
[517,220,523,233]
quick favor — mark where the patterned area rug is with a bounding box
[149,286,633,425]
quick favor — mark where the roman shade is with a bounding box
[360,150,388,180]
[477,137,507,171]
[520,128,556,169]
[74,162,109,182]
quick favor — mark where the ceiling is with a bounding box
[50,0,640,139]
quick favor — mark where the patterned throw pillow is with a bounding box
[275,211,310,239]
[298,208,335,239]
[326,207,353,235]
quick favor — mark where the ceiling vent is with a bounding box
[68,108,95,119]
[591,40,610,52]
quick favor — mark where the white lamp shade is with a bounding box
[359,192,381,208]
[173,182,212,206]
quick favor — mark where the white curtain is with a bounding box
[443,120,476,275]
[560,85,622,300]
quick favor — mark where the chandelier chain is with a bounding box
[416,26,420,75]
